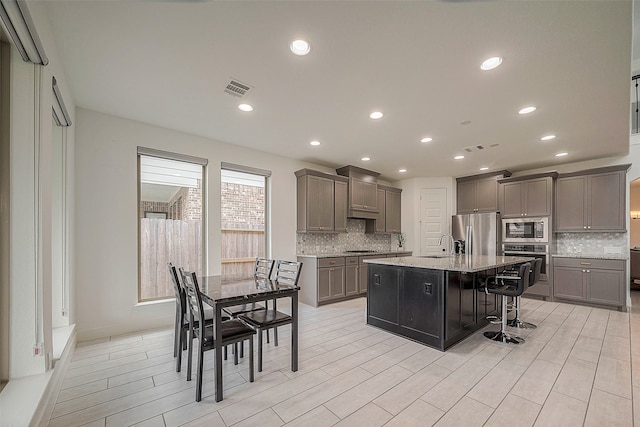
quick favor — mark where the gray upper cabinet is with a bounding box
[375,189,386,233]
[334,180,348,232]
[555,165,629,232]
[336,165,380,219]
[385,188,402,233]
[295,169,348,233]
[456,171,511,214]
[499,174,555,218]
[366,185,402,234]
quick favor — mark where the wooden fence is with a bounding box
[140,218,202,301]
[221,229,264,280]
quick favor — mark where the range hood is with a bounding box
[336,165,380,219]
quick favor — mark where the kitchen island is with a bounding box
[365,255,533,351]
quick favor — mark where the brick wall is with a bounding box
[140,201,168,218]
[221,183,264,230]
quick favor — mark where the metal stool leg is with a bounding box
[507,296,536,329]
[484,294,524,344]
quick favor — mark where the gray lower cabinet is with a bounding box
[345,257,359,296]
[317,257,345,303]
[553,257,625,308]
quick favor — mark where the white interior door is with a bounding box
[420,188,448,256]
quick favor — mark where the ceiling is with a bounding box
[42,1,632,181]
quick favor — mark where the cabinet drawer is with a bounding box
[346,256,359,265]
[554,258,624,271]
[318,257,346,268]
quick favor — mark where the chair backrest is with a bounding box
[529,258,543,287]
[274,260,303,286]
[180,269,206,324]
[254,258,275,280]
[168,263,186,313]
[514,262,531,294]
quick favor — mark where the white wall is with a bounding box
[395,177,456,255]
[74,108,332,340]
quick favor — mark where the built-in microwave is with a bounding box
[502,217,549,243]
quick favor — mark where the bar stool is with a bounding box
[483,262,531,344]
[508,258,542,329]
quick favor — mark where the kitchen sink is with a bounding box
[418,255,451,258]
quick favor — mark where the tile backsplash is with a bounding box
[555,232,628,255]
[297,219,394,254]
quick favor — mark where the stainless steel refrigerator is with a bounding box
[451,212,501,256]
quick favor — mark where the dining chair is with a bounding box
[223,258,275,318]
[223,258,276,356]
[238,260,302,372]
[180,269,256,402]
[169,263,225,372]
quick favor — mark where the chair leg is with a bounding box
[240,340,244,358]
[224,345,228,360]
[507,296,537,329]
[196,345,204,402]
[187,328,193,381]
[174,307,180,358]
[248,337,254,382]
[274,327,279,347]
[258,329,263,372]
[176,326,183,373]
[484,295,524,344]
[234,343,239,365]
[266,329,270,344]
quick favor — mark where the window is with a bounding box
[138,149,206,301]
[221,164,270,281]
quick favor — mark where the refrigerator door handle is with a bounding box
[466,225,472,256]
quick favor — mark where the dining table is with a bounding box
[198,275,300,402]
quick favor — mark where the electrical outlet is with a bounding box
[604,246,622,254]
[33,343,43,356]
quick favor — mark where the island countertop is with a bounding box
[364,255,535,273]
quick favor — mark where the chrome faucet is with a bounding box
[439,233,456,256]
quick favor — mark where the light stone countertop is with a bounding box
[364,255,535,273]
[552,253,629,261]
[297,251,412,259]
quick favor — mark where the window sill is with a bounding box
[135,298,174,307]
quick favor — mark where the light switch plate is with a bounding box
[604,246,622,254]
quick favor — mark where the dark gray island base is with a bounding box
[366,255,533,351]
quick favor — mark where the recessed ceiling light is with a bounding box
[421,137,433,143]
[541,135,556,141]
[454,155,465,160]
[518,106,537,115]
[398,169,407,173]
[361,157,370,161]
[556,152,568,157]
[480,56,503,71]
[290,39,310,56]
[238,103,253,112]
[480,167,489,171]
[369,111,383,120]
[309,140,320,146]
[460,120,472,126]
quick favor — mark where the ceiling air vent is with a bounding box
[224,79,251,97]
[464,145,485,152]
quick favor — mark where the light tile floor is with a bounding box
[48,292,640,426]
